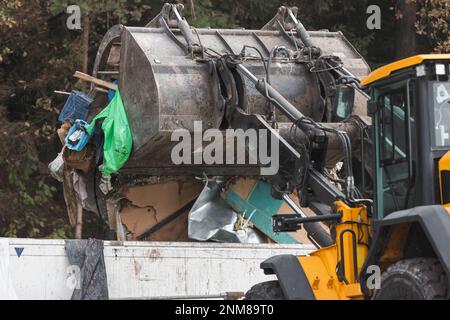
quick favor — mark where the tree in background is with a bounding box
[415,0,449,53]
[48,0,148,74]
[0,0,22,64]
[392,0,449,58]
[393,0,419,59]
[303,0,376,57]
[180,0,448,61]
[179,0,388,62]
[0,1,68,238]
[179,0,240,28]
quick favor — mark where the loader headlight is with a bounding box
[436,64,446,76]
[416,64,426,77]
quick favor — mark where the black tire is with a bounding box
[373,258,448,300]
[245,281,285,300]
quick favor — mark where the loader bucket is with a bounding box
[91,6,370,176]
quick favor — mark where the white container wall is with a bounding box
[0,238,314,300]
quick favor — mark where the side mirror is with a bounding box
[333,85,355,120]
[367,100,378,115]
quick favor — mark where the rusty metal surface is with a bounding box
[188,177,266,243]
[89,2,370,175]
[92,24,121,84]
[104,26,367,172]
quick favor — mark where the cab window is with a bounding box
[377,85,415,216]
[432,82,450,148]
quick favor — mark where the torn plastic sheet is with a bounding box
[188,177,266,244]
[48,151,64,182]
[65,239,108,300]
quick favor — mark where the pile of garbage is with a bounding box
[50,86,311,244]
[49,86,133,237]
[48,3,371,244]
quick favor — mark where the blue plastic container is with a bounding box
[65,120,91,151]
[58,90,93,123]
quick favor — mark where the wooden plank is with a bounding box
[73,71,117,90]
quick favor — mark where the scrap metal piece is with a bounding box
[188,177,266,243]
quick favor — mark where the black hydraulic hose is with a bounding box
[303,222,334,248]
[232,58,373,240]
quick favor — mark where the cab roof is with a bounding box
[360,54,450,87]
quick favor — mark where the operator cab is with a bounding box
[361,55,450,220]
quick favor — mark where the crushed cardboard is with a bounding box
[119,179,203,240]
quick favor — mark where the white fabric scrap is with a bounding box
[73,172,88,207]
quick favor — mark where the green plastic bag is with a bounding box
[87,90,132,175]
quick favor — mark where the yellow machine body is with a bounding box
[277,55,450,300]
[297,201,369,300]
[439,150,450,212]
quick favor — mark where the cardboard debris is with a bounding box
[119,180,203,240]
[57,122,72,146]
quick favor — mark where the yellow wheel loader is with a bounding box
[246,54,450,300]
[73,4,450,299]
